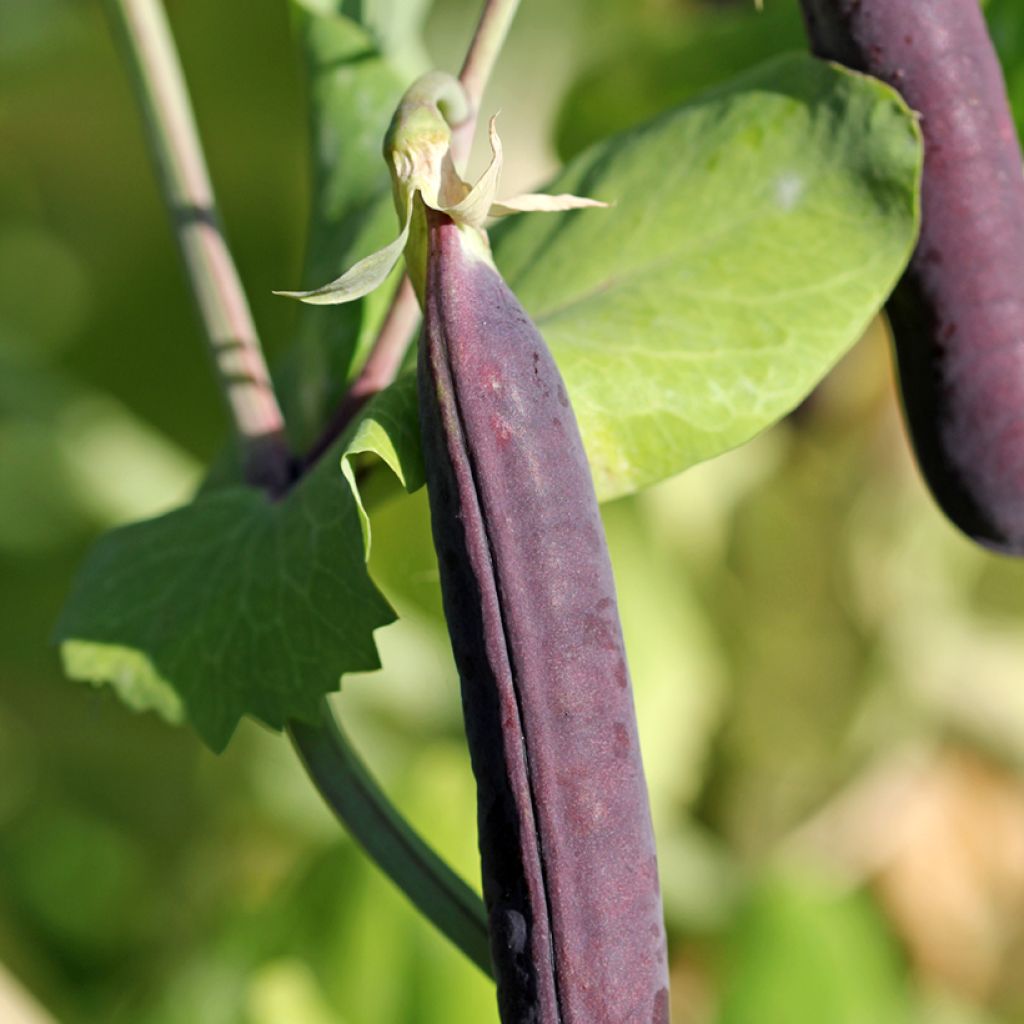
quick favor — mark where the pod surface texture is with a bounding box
[417,211,669,1023]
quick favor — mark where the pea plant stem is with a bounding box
[289,708,493,976]
[453,0,522,168]
[300,275,420,472]
[106,0,291,494]
[108,0,518,974]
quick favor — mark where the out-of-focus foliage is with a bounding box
[554,0,807,160]
[5,1,1024,1023]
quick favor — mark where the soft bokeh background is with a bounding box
[5,0,1024,1021]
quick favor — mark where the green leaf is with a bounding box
[55,436,395,753]
[276,6,409,450]
[717,875,910,1024]
[340,372,423,552]
[295,5,409,279]
[291,0,431,80]
[55,379,424,751]
[493,53,922,501]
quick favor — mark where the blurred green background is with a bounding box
[5,0,1024,1021]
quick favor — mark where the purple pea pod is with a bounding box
[418,207,670,1023]
[279,69,668,1019]
[800,0,1024,553]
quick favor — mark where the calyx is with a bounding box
[276,70,605,307]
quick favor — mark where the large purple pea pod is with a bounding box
[800,0,1024,553]
[417,208,670,1023]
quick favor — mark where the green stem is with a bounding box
[106,0,291,493]
[289,706,493,976]
[452,0,522,168]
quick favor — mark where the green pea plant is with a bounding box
[57,0,1009,1018]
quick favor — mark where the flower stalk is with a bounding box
[453,0,522,168]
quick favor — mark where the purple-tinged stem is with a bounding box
[107,0,291,494]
